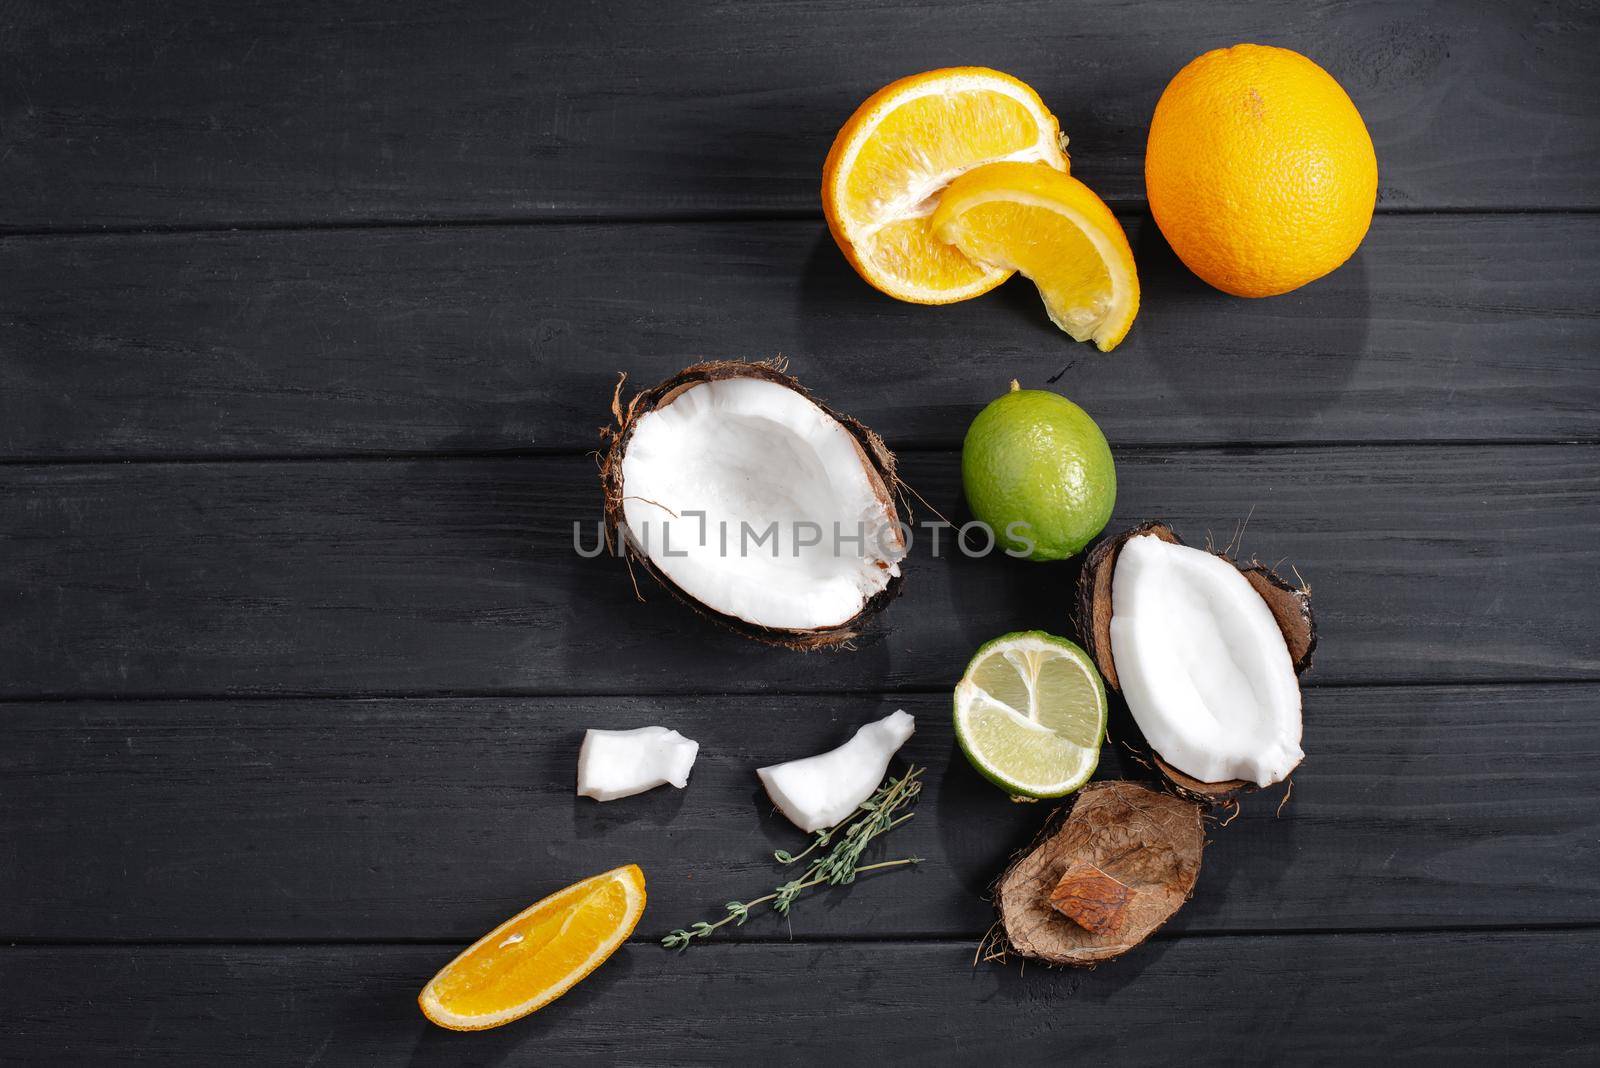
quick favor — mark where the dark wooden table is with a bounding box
[4,1,1598,1062]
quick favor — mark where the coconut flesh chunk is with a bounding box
[758,710,915,833]
[577,726,700,802]
[619,377,904,633]
[1109,535,1303,787]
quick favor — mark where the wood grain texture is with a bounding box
[8,686,1592,942]
[4,214,1598,460]
[4,1,1596,1060]
[3,0,1597,230]
[4,934,1596,1063]
[3,447,1595,698]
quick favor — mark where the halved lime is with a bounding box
[954,631,1107,798]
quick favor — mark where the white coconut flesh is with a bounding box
[620,377,904,632]
[1109,535,1304,787]
[577,726,700,802]
[758,710,915,833]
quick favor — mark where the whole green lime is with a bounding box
[962,384,1115,561]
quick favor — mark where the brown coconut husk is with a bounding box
[995,781,1204,966]
[1075,520,1315,806]
[598,359,905,650]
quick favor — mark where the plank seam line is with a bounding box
[6,923,1598,949]
[1,439,1596,468]
[2,678,1597,707]
[2,204,1598,240]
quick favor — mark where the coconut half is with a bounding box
[1076,521,1316,805]
[600,361,906,648]
[997,780,1204,966]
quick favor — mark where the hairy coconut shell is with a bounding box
[997,781,1204,966]
[598,359,905,649]
[1075,520,1316,805]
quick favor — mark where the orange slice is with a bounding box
[822,67,1069,304]
[931,161,1139,351]
[418,864,646,1030]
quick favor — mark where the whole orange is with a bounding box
[1145,44,1377,298]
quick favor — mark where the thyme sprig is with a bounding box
[662,765,924,951]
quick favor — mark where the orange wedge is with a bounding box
[823,67,1069,304]
[418,864,646,1031]
[931,161,1139,351]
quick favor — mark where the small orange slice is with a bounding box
[931,161,1139,351]
[822,67,1069,304]
[418,864,646,1030]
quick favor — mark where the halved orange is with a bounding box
[931,161,1139,351]
[418,864,646,1031]
[822,67,1069,304]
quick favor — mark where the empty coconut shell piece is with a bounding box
[1076,520,1316,805]
[997,781,1204,965]
[600,360,906,649]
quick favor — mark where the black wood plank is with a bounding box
[3,447,1595,698]
[4,0,1597,230]
[3,686,1595,942]
[3,215,1598,461]
[3,935,1595,1063]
